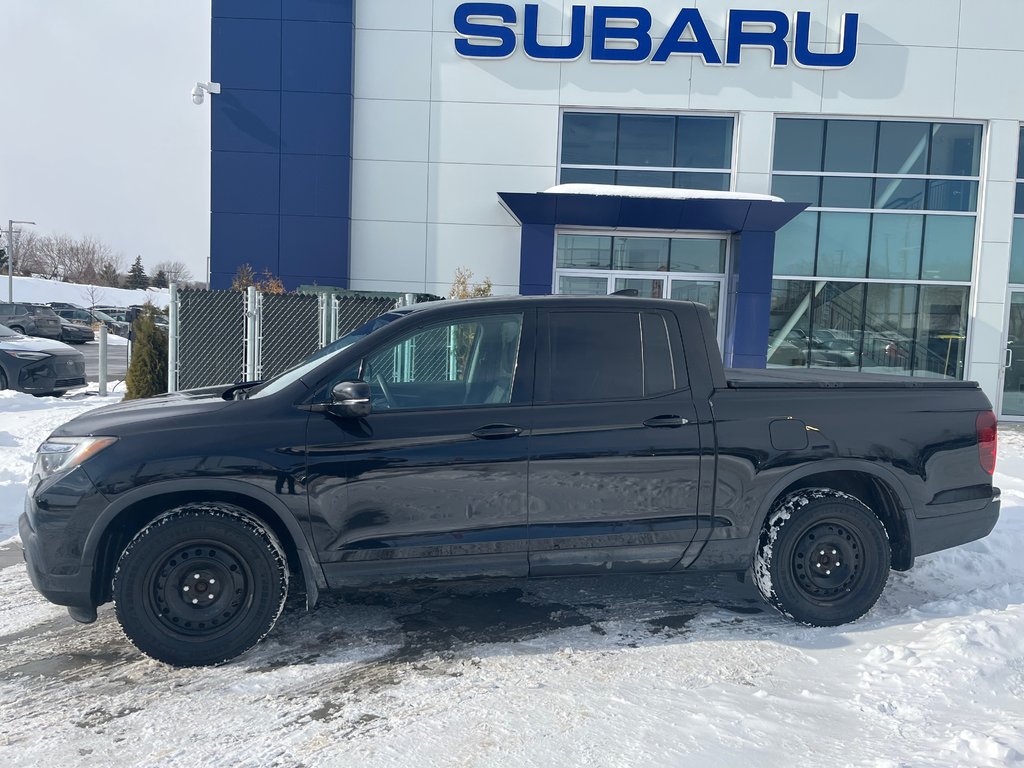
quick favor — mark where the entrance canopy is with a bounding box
[498,184,806,368]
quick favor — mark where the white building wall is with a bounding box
[350,0,1024,405]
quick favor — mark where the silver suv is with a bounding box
[0,302,62,339]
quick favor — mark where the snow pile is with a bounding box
[0,398,1021,766]
[0,389,124,541]
[6,274,170,310]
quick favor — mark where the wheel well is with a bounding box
[91,491,305,605]
[773,471,912,571]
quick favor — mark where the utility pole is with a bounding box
[6,219,36,302]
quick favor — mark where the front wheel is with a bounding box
[753,488,890,626]
[113,503,289,666]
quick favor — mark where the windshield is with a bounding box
[249,311,406,399]
[92,310,115,322]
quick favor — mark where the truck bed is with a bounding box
[725,368,980,389]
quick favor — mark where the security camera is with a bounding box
[191,81,221,106]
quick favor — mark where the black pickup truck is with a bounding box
[20,296,1000,666]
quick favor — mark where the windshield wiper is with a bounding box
[222,380,264,401]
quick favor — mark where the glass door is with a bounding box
[1001,292,1024,418]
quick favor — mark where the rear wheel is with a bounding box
[753,488,890,626]
[113,503,289,666]
[9,325,25,335]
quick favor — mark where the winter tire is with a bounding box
[9,326,25,335]
[753,488,890,626]
[113,503,289,667]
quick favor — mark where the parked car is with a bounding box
[0,323,87,395]
[58,317,94,345]
[0,302,62,339]
[54,306,129,337]
[21,296,999,667]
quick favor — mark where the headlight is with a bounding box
[3,350,50,361]
[33,437,118,479]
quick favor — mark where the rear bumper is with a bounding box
[911,490,1000,558]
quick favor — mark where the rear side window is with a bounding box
[541,311,643,402]
[641,312,677,396]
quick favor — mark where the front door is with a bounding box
[527,308,703,576]
[1001,291,1024,419]
[304,310,535,585]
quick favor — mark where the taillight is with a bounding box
[977,410,997,475]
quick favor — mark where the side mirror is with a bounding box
[330,380,372,418]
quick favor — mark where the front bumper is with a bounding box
[911,490,1001,558]
[19,466,109,610]
[10,352,86,393]
[20,511,95,609]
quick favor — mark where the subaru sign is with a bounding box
[454,3,859,69]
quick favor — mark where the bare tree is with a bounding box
[80,284,107,309]
[154,260,194,286]
[17,233,122,284]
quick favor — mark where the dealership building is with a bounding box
[208,0,1024,418]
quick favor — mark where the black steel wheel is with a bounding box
[753,488,890,626]
[114,503,288,666]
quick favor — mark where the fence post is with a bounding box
[330,293,340,344]
[318,293,328,349]
[244,286,258,381]
[98,325,108,397]
[167,283,179,392]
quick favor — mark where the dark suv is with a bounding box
[0,302,62,339]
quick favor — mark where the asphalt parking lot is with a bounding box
[78,340,129,383]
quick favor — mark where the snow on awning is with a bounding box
[544,183,784,204]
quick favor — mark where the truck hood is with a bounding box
[52,391,233,437]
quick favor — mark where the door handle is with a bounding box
[1007,347,1014,368]
[472,424,523,440]
[643,415,688,428]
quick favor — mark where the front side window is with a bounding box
[363,314,523,410]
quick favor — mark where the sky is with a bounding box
[0,1,212,281]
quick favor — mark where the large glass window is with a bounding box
[1010,128,1024,285]
[554,234,728,330]
[769,118,979,380]
[772,118,981,280]
[561,112,735,192]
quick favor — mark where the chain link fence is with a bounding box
[176,289,244,390]
[171,289,428,390]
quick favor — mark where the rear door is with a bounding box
[527,308,704,575]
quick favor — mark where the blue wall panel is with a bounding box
[214,0,281,19]
[212,152,281,215]
[212,18,282,91]
[280,91,350,155]
[210,213,281,289]
[283,0,353,23]
[280,216,349,282]
[282,21,354,94]
[211,90,281,155]
[280,154,349,218]
[210,1,354,289]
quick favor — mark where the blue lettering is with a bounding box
[454,2,517,58]
[592,6,653,62]
[652,8,722,65]
[793,11,859,68]
[725,9,790,66]
[524,4,586,61]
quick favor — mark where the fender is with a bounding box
[82,478,327,608]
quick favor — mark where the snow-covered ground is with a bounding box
[6,274,170,310]
[0,393,1021,767]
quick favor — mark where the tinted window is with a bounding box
[562,113,617,166]
[774,119,824,172]
[543,312,642,402]
[641,313,676,396]
[365,314,524,410]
